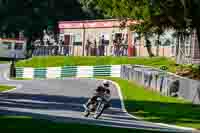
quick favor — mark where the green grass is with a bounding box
[0,116,165,133]
[0,58,11,64]
[105,77,200,129]
[11,78,32,80]
[0,61,8,64]
[16,56,177,72]
[0,85,15,92]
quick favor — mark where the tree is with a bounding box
[92,0,200,57]
[79,0,105,19]
[0,0,87,42]
[94,0,164,57]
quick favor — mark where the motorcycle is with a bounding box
[83,93,111,119]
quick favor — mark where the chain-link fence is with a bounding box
[121,65,200,104]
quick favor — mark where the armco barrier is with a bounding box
[15,65,121,79]
[121,65,200,104]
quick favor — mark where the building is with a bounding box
[0,38,27,58]
[58,19,179,57]
[58,19,138,56]
[132,30,177,57]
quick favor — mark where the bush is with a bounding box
[192,65,200,73]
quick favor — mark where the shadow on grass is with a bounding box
[0,115,165,133]
[0,57,12,62]
[125,100,200,128]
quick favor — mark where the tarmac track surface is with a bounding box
[0,64,197,133]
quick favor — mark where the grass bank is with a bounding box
[105,77,200,129]
[0,116,165,133]
[0,61,9,64]
[0,85,15,92]
[16,56,177,72]
[11,78,32,80]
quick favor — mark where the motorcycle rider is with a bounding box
[83,80,111,110]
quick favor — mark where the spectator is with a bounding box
[99,35,105,56]
[61,40,65,55]
[94,39,97,56]
[90,39,96,56]
[54,42,59,56]
[63,45,69,56]
[86,39,91,56]
[114,38,120,56]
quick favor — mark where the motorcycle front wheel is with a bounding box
[94,102,105,119]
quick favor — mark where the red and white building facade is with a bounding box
[58,19,138,56]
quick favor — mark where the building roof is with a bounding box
[0,38,26,43]
[58,19,139,29]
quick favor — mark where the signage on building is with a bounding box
[59,20,139,29]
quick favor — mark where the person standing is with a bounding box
[86,39,91,56]
[94,39,97,56]
[100,35,105,56]
[114,38,120,56]
[113,39,117,56]
[63,41,69,56]
[90,39,96,56]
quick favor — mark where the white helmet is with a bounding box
[102,80,110,88]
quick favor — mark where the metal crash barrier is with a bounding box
[121,65,200,104]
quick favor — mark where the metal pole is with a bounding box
[82,23,86,56]
[10,54,16,78]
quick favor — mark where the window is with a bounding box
[122,34,128,45]
[185,35,191,57]
[160,31,173,47]
[73,33,82,45]
[15,43,23,50]
[132,32,140,46]
[2,42,12,49]
[101,32,110,45]
[171,38,177,57]
[162,39,171,46]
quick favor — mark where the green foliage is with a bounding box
[96,0,163,33]
[79,0,105,19]
[0,85,14,92]
[94,0,200,34]
[0,0,87,39]
[92,0,200,55]
[160,65,168,71]
[192,65,200,73]
[178,64,200,74]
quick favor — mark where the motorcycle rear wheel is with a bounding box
[84,110,90,117]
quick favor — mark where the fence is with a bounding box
[15,65,121,79]
[121,65,200,104]
[32,45,72,56]
[30,45,128,57]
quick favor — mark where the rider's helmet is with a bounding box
[102,80,110,88]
